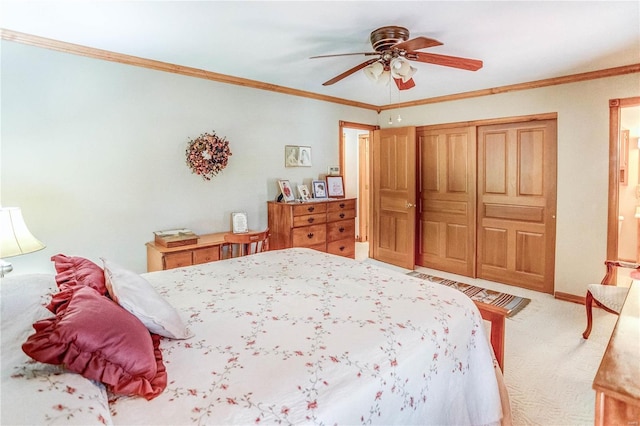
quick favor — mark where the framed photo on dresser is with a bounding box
[231,212,248,233]
[278,179,296,202]
[312,180,327,198]
[297,184,311,201]
[326,175,345,198]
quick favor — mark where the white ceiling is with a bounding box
[1,1,639,108]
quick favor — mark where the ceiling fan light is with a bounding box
[363,62,384,82]
[402,65,417,83]
[390,57,406,71]
[390,57,417,82]
[378,70,391,85]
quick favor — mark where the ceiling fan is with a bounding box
[311,26,483,90]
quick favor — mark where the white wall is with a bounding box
[382,76,640,296]
[1,41,377,274]
[3,39,639,297]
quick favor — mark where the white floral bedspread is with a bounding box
[110,248,502,425]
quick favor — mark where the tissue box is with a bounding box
[153,229,199,247]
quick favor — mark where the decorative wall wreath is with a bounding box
[185,131,232,181]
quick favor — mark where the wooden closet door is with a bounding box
[477,120,557,293]
[416,126,477,277]
[371,127,417,269]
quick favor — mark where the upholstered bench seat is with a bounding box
[582,260,640,339]
[586,283,630,313]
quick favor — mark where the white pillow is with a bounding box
[102,258,193,339]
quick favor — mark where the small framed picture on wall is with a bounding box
[298,146,312,166]
[285,145,312,167]
[326,175,345,198]
[285,146,299,167]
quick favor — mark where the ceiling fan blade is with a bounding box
[322,58,379,86]
[394,77,416,91]
[410,51,483,71]
[394,36,443,52]
[310,52,378,59]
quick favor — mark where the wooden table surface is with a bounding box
[592,280,640,425]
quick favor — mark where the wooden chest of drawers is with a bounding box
[268,198,356,258]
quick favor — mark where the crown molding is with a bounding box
[2,28,638,112]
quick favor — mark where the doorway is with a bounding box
[339,121,377,244]
[609,98,640,268]
[370,127,417,270]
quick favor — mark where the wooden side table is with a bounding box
[592,280,640,425]
[146,232,227,272]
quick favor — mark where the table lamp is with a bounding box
[0,207,45,277]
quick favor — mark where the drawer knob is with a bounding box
[307,233,314,239]
[307,218,314,223]
[339,246,345,251]
[339,203,345,208]
[339,213,345,218]
[339,227,345,232]
[307,206,315,212]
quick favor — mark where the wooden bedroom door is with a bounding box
[477,120,557,293]
[371,126,417,269]
[416,126,477,277]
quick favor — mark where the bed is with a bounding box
[1,248,509,425]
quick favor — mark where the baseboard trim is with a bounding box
[555,291,585,305]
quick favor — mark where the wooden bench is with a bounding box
[476,302,507,370]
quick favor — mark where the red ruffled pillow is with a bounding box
[22,287,167,400]
[47,254,107,313]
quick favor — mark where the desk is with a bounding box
[592,280,640,425]
[146,232,227,272]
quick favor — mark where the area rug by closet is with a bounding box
[407,272,530,317]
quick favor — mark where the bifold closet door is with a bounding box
[477,120,557,293]
[416,126,477,277]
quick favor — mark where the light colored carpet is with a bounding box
[357,244,618,425]
[492,282,616,425]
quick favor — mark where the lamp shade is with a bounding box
[363,62,390,85]
[363,61,384,81]
[0,207,45,258]
[375,70,391,86]
[390,57,417,83]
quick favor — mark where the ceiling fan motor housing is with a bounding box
[370,26,410,52]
